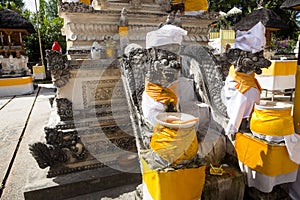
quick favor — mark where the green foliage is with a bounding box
[272,38,297,55]
[22,0,66,63]
[0,0,23,12]
[208,0,300,51]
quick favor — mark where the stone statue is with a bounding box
[119,8,128,27]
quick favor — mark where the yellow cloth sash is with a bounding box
[235,133,298,176]
[0,76,32,86]
[79,0,90,4]
[250,108,294,136]
[141,158,205,200]
[172,0,208,12]
[145,82,178,108]
[230,70,262,94]
[150,124,198,165]
[261,60,297,76]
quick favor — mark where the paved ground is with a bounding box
[0,84,55,200]
[0,84,295,200]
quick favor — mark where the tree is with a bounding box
[0,0,24,12]
[209,0,299,42]
[23,0,65,63]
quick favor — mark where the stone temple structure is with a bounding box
[0,9,35,96]
[23,0,256,199]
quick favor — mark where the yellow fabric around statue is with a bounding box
[250,107,294,136]
[262,60,297,76]
[79,0,90,4]
[229,70,262,94]
[150,124,198,165]
[145,82,178,108]
[141,158,206,200]
[235,133,298,176]
[172,0,208,12]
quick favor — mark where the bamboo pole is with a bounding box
[34,0,44,67]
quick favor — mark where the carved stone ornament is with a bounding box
[119,8,128,27]
[29,127,86,170]
[130,0,142,9]
[56,98,74,121]
[58,0,94,13]
[220,48,272,75]
[45,50,70,88]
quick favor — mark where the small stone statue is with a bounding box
[119,8,129,27]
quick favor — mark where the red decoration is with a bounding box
[52,41,61,52]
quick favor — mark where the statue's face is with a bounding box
[161,61,180,83]
[226,48,271,74]
[147,48,181,86]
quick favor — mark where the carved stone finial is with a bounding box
[158,11,182,28]
[173,10,182,27]
[166,13,175,24]
[119,8,128,27]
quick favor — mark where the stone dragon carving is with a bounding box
[120,33,272,149]
[29,98,87,174]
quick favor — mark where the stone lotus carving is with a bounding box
[45,50,70,88]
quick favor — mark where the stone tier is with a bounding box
[24,166,142,200]
[58,1,219,59]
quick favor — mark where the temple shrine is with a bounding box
[25,0,300,199]
[0,9,35,96]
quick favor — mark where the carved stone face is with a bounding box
[146,48,181,87]
[225,48,271,74]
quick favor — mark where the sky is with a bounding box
[23,0,39,12]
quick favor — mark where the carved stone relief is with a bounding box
[45,50,70,88]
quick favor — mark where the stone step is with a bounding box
[244,185,291,200]
[65,183,141,200]
[24,166,142,200]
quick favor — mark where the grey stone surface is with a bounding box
[24,166,141,200]
[1,86,54,200]
[0,85,142,200]
[0,96,13,109]
[0,88,39,187]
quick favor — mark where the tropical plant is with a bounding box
[22,0,65,63]
[208,0,300,48]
